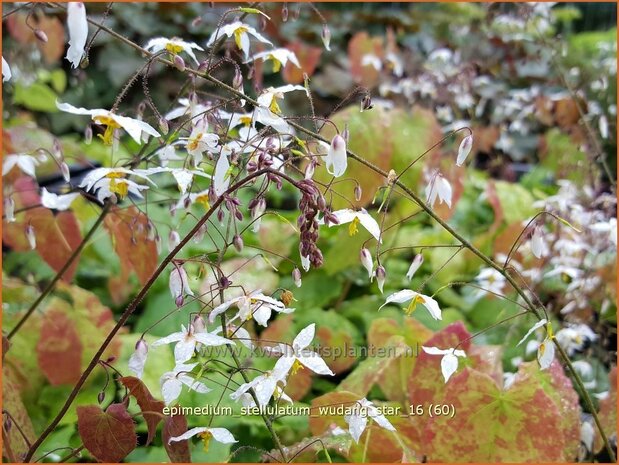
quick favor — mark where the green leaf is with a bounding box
[13,82,59,112]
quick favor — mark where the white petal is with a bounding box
[174,337,197,363]
[456,134,473,166]
[208,298,240,323]
[516,319,548,347]
[161,378,183,405]
[325,135,347,177]
[168,427,208,443]
[420,295,442,320]
[406,254,423,280]
[213,152,230,196]
[169,266,193,299]
[293,323,315,350]
[531,228,545,259]
[172,170,194,195]
[422,346,451,356]
[152,331,184,346]
[298,352,334,376]
[329,209,357,225]
[253,375,279,407]
[193,331,233,347]
[437,177,453,208]
[178,374,211,394]
[371,412,396,432]
[128,346,148,379]
[41,189,80,211]
[379,289,416,310]
[357,210,382,242]
[66,2,88,68]
[56,101,98,116]
[112,114,161,144]
[347,414,367,443]
[208,427,237,444]
[440,353,459,382]
[2,56,11,82]
[272,355,295,381]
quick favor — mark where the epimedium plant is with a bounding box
[1,2,616,464]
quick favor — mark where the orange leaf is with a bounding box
[119,376,165,446]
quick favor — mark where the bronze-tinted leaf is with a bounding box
[119,376,165,445]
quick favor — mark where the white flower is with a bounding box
[230,371,285,407]
[425,172,452,209]
[206,21,273,59]
[169,265,194,306]
[385,52,403,77]
[209,291,293,327]
[361,53,382,71]
[257,84,308,114]
[581,421,595,452]
[2,56,11,82]
[344,398,396,443]
[422,346,467,383]
[153,324,233,364]
[2,154,40,178]
[379,290,442,320]
[360,248,374,279]
[57,102,160,145]
[300,252,311,272]
[168,426,237,452]
[275,323,335,377]
[249,48,300,72]
[517,319,554,370]
[599,115,609,139]
[184,119,220,165]
[135,167,210,195]
[41,188,80,211]
[65,2,88,68]
[325,134,347,177]
[590,218,617,246]
[530,226,546,258]
[128,339,148,379]
[406,254,424,280]
[324,208,381,242]
[456,134,473,166]
[474,267,506,298]
[555,324,597,355]
[160,362,210,405]
[79,167,153,202]
[145,37,203,64]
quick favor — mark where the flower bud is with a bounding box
[52,139,63,160]
[360,248,373,280]
[233,67,243,89]
[361,93,373,112]
[34,29,48,43]
[97,391,105,404]
[192,314,206,333]
[354,185,362,202]
[168,230,181,252]
[233,234,244,252]
[376,265,386,293]
[192,16,203,27]
[321,24,331,51]
[406,254,424,280]
[281,3,289,21]
[292,267,302,288]
[25,223,36,250]
[60,162,70,183]
[4,197,15,223]
[84,125,93,145]
[159,117,169,135]
[175,295,184,308]
[174,54,186,72]
[456,134,473,167]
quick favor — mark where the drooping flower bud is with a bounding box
[159,117,169,135]
[169,264,194,306]
[84,125,93,145]
[406,254,424,280]
[34,29,48,43]
[361,93,373,112]
[4,197,15,223]
[325,134,347,177]
[168,230,181,252]
[321,23,331,51]
[192,314,206,333]
[281,3,289,21]
[531,226,545,259]
[292,267,302,288]
[52,139,63,160]
[25,223,36,250]
[173,54,186,72]
[60,162,71,183]
[354,185,362,202]
[128,338,149,379]
[97,391,105,404]
[376,265,386,293]
[360,248,373,280]
[456,134,473,167]
[233,234,244,252]
[233,67,243,90]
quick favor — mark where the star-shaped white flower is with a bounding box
[272,323,335,378]
[425,171,452,209]
[379,289,442,320]
[2,154,41,178]
[517,319,555,370]
[206,21,273,59]
[79,167,154,202]
[153,324,233,364]
[145,37,204,64]
[344,398,396,443]
[57,102,160,145]
[168,426,237,452]
[421,346,466,383]
[324,208,381,242]
[209,291,294,327]
[248,48,300,72]
[160,362,211,405]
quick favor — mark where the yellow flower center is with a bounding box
[165,42,184,55]
[195,194,210,210]
[239,115,252,126]
[405,295,425,316]
[348,216,360,236]
[291,359,304,375]
[197,431,213,452]
[270,54,282,73]
[108,178,129,198]
[188,133,203,152]
[269,98,281,114]
[93,115,121,146]
[539,341,546,357]
[233,27,248,51]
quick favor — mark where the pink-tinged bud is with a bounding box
[175,295,184,308]
[4,197,15,223]
[60,162,70,183]
[281,3,289,21]
[251,197,266,220]
[159,117,169,135]
[326,134,347,177]
[34,29,48,43]
[135,338,148,354]
[456,134,473,167]
[194,224,206,243]
[168,230,181,252]
[361,93,373,112]
[406,254,424,280]
[354,185,362,202]
[52,139,62,160]
[292,267,302,288]
[136,102,146,117]
[4,414,11,432]
[155,233,162,254]
[305,161,315,180]
[360,248,373,280]
[174,54,186,72]
[128,338,149,379]
[233,67,243,89]
[192,314,206,333]
[84,125,93,144]
[233,234,244,252]
[376,265,386,293]
[341,126,349,143]
[97,391,105,404]
[292,5,300,20]
[321,24,331,51]
[191,16,203,27]
[25,223,36,250]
